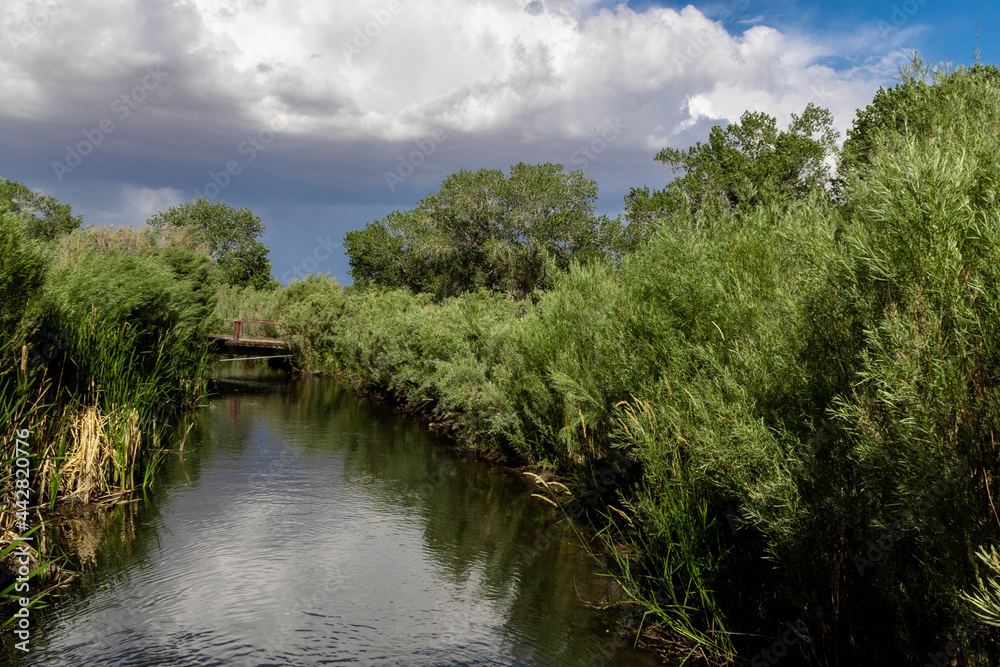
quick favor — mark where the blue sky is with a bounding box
[1,0,996,285]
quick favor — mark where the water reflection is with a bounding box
[1,363,664,666]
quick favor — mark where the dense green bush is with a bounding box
[47,226,215,344]
[0,210,46,349]
[278,275,521,438]
[840,58,1000,177]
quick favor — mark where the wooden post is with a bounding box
[233,320,243,342]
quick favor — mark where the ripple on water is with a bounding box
[11,385,665,667]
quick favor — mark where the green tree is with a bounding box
[840,56,1000,176]
[0,178,82,241]
[626,103,838,226]
[344,163,623,298]
[147,198,276,290]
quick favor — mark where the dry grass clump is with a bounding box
[61,407,110,505]
[60,407,146,505]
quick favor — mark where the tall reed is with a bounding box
[1,219,214,618]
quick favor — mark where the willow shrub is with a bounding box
[279,276,520,438]
[475,196,839,658]
[524,68,1000,663]
[807,130,1000,658]
[596,129,1000,660]
[757,66,1000,661]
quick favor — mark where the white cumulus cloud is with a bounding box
[1,0,905,149]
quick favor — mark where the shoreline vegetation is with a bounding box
[0,200,265,620]
[5,57,1000,664]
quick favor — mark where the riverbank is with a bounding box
[266,65,1000,664]
[0,222,218,617]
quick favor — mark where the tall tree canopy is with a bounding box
[0,178,82,241]
[148,198,276,290]
[625,103,838,228]
[344,163,624,298]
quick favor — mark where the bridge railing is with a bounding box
[223,318,280,342]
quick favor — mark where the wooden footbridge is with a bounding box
[209,319,293,359]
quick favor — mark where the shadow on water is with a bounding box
[0,361,668,666]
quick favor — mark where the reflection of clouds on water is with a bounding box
[11,383,662,666]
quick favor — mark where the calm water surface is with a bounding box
[1,364,664,666]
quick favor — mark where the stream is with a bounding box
[1,362,665,666]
